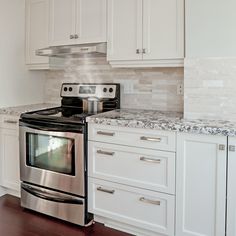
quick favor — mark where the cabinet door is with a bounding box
[227,137,236,236]
[49,0,76,46]
[25,0,49,65]
[0,128,20,192]
[176,133,227,236]
[107,0,143,61]
[143,0,184,60]
[75,0,106,44]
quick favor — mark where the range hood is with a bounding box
[36,43,106,58]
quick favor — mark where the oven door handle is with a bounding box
[20,121,83,133]
[22,185,83,205]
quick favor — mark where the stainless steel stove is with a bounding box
[19,83,120,226]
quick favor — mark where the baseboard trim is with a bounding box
[94,215,165,236]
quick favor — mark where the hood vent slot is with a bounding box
[36,43,106,58]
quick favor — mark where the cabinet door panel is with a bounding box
[49,0,76,46]
[76,0,106,44]
[25,0,49,65]
[227,137,236,236]
[143,0,184,60]
[176,133,226,236]
[0,129,20,192]
[107,0,143,61]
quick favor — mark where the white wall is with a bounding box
[186,0,236,57]
[0,0,45,108]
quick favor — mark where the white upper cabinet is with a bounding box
[176,133,227,236]
[107,0,184,67]
[142,0,184,60]
[49,0,107,46]
[25,0,49,69]
[49,0,76,46]
[107,0,143,61]
[76,0,107,44]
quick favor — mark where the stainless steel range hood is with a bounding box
[36,43,106,58]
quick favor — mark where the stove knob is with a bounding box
[69,87,73,92]
[103,88,107,93]
[109,88,113,93]
[64,87,68,92]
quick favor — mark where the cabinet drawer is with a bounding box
[0,115,19,130]
[88,141,175,194]
[88,124,176,152]
[88,178,175,236]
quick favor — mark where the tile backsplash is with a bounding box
[45,57,184,112]
[184,58,236,121]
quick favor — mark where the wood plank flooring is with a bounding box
[0,195,132,236]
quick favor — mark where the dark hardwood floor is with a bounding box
[0,195,132,236]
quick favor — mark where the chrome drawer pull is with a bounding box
[139,197,161,206]
[97,131,115,137]
[140,136,161,142]
[97,187,115,195]
[4,120,18,124]
[140,157,161,164]
[97,150,115,156]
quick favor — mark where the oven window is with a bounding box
[26,133,75,175]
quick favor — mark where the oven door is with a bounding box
[19,121,85,197]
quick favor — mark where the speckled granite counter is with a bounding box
[0,103,58,116]
[86,109,236,137]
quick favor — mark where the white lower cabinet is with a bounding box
[89,178,175,236]
[0,116,20,196]
[227,137,236,236]
[88,125,176,236]
[88,125,231,236]
[176,133,227,236]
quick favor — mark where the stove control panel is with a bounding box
[61,84,118,99]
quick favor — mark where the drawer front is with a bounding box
[88,178,175,235]
[0,115,19,130]
[88,141,175,194]
[88,124,176,152]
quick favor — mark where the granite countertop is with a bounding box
[0,103,58,116]
[86,109,236,137]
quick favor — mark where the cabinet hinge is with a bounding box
[219,144,225,151]
[229,145,236,152]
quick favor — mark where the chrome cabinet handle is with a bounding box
[97,131,115,137]
[74,34,79,39]
[70,35,75,39]
[142,49,146,54]
[139,197,160,206]
[4,120,18,124]
[136,49,140,54]
[229,145,236,152]
[140,136,162,142]
[97,187,115,195]
[140,157,161,164]
[97,150,115,156]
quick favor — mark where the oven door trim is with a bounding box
[19,122,85,197]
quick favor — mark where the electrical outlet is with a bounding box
[177,83,184,95]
